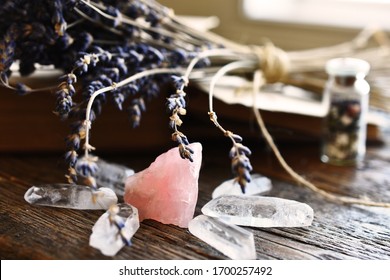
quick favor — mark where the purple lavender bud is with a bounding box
[168,118,176,129]
[66,134,81,150]
[105,6,121,27]
[166,97,176,112]
[60,73,77,84]
[98,51,112,63]
[145,10,160,27]
[113,92,125,110]
[75,59,88,73]
[75,159,99,177]
[64,83,74,95]
[122,25,136,37]
[15,82,30,95]
[101,67,120,82]
[135,98,146,111]
[142,82,160,99]
[178,144,194,162]
[127,1,148,19]
[171,75,187,90]
[171,49,188,65]
[113,57,128,76]
[235,143,252,156]
[122,83,139,96]
[74,32,93,52]
[56,33,73,49]
[123,238,132,246]
[231,133,243,143]
[88,109,96,122]
[64,150,78,167]
[229,146,237,159]
[147,46,164,64]
[181,135,190,145]
[128,49,143,66]
[98,74,112,86]
[55,96,72,117]
[128,104,142,128]
[177,95,186,108]
[0,25,17,73]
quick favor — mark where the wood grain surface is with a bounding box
[1,135,390,260]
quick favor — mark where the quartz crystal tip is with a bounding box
[188,215,257,260]
[202,195,314,228]
[77,157,135,196]
[212,174,272,199]
[90,203,140,256]
[24,184,118,210]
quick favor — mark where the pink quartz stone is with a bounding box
[124,143,202,228]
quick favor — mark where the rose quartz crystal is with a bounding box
[124,143,202,228]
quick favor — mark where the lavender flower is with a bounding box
[0,23,18,77]
[64,150,78,167]
[128,98,145,127]
[75,155,99,189]
[0,0,255,192]
[230,143,253,193]
[165,75,194,161]
[65,133,81,150]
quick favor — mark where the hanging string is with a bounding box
[251,69,390,208]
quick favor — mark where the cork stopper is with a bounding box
[326,57,370,77]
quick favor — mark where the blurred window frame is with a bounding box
[242,0,390,30]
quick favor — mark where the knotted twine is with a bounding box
[250,42,290,83]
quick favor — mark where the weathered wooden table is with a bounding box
[1,128,390,260]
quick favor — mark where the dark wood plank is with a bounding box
[1,135,390,259]
[0,89,173,153]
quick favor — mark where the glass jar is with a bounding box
[321,58,370,166]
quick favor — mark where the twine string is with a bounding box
[250,42,290,84]
[251,69,390,208]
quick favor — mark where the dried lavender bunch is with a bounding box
[0,0,261,191]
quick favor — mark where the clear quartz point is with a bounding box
[89,203,140,256]
[188,215,256,260]
[212,174,272,198]
[24,184,117,210]
[85,158,134,196]
[202,195,314,227]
